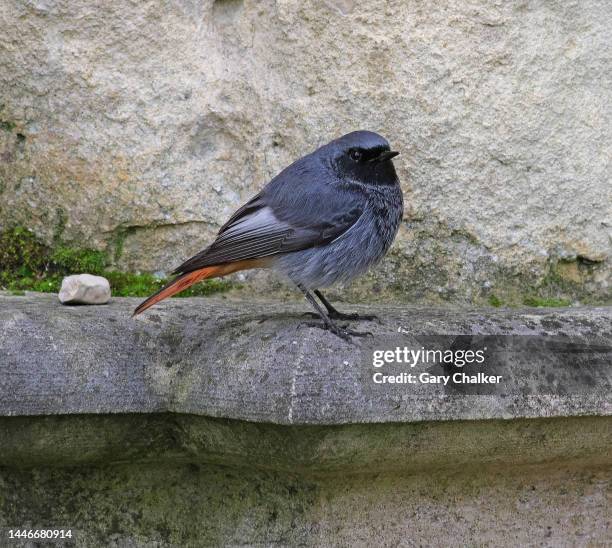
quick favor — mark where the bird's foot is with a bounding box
[299,320,373,341]
[327,310,379,322]
[303,310,379,322]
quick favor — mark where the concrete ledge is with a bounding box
[1,293,610,471]
[1,294,610,424]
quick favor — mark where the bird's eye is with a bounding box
[349,149,362,162]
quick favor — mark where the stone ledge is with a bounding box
[1,294,610,424]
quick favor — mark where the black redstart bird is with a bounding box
[133,130,403,339]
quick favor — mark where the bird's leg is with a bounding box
[296,284,371,341]
[313,289,379,322]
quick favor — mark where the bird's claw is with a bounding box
[338,326,373,339]
[304,310,379,323]
[327,311,379,322]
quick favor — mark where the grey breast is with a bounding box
[274,184,403,289]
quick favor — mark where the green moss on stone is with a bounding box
[488,294,503,307]
[52,207,68,245]
[523,296,572,308]
[0,226,233,298]
[111,229,129,262]
[0,120,16,132]
[0,226,49,274]
[51,247,107,275]
[104,271,165,297]
[105,271,233,298]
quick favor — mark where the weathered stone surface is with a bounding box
[58,273,111,304]
[1,294,610,423]
[0,1,610,303]
[0,455,607,547]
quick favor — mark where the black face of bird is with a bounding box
[333,144,400,187]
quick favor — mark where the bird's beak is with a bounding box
[372,150,400,163]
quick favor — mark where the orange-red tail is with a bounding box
[132,259,261,317]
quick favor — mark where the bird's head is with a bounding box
[325,130,400,186]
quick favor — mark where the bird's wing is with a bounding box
[173,159,365,275]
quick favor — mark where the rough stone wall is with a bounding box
[1,459,609,546]
[0,1,610,302]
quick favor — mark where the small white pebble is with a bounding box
[58,274,110,305]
